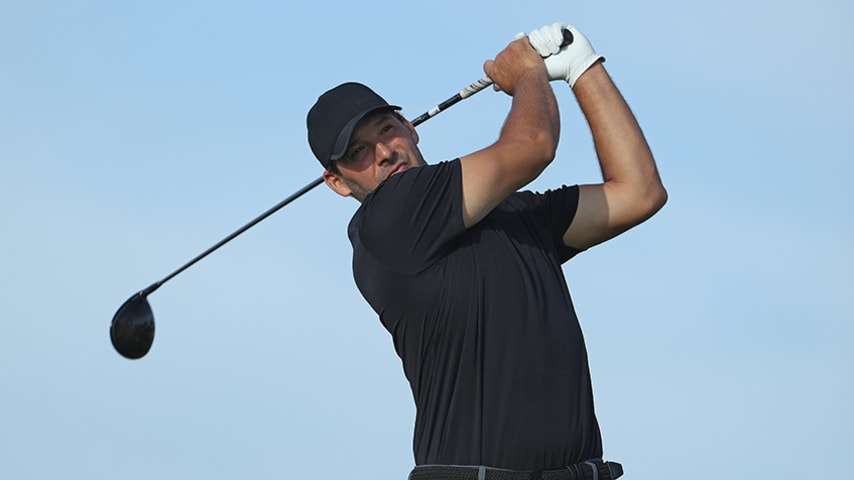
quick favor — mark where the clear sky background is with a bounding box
[1,1,851,478]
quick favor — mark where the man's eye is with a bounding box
[349,146,365,159]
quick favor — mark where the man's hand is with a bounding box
[527,23,604,88]
[483,37,548,96]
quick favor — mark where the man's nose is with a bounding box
[374,141,393,165]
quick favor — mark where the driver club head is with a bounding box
[110,292,155,359]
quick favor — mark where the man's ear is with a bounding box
[404,118,420,144]
[322,169,352,198]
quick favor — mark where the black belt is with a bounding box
[409,459,623,480]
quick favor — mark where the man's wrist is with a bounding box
[570,58,606,89]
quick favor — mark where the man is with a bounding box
[306,22,666,480]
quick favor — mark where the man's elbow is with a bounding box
[502,130,557,179]
[613,180,667,228]
[639,183,668,221]
[528,130,558,170]
[651,183,668,212]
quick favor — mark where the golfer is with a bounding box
[306,22,666,480]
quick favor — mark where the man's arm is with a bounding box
[457,38,560,228]
[523,22,667,249]
[562,63,668,250]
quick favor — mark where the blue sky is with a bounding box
[1,1,851,478]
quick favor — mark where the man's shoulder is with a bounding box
[378,159,460,194]
[349,159,467,271]
[358,159,461,214]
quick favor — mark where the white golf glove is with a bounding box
[527,23,604,88]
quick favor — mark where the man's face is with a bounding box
[322,110,426,201]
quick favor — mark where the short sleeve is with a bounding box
[510,185,584,263]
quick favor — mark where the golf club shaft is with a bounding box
[141,176,323,296]
[409,75,493,126]
[139,75,496,297]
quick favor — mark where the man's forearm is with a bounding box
[499,70,561,157]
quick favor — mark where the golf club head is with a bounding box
[110,292,155,359]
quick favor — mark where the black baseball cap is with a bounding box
[307,82,401,169]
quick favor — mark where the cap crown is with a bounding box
[307,83,400,169]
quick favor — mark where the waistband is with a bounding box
[409,459,623,480]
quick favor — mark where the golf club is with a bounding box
[110,28,575,359]
[109,74,500,359]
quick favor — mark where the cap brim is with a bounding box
[329,105,401,162]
